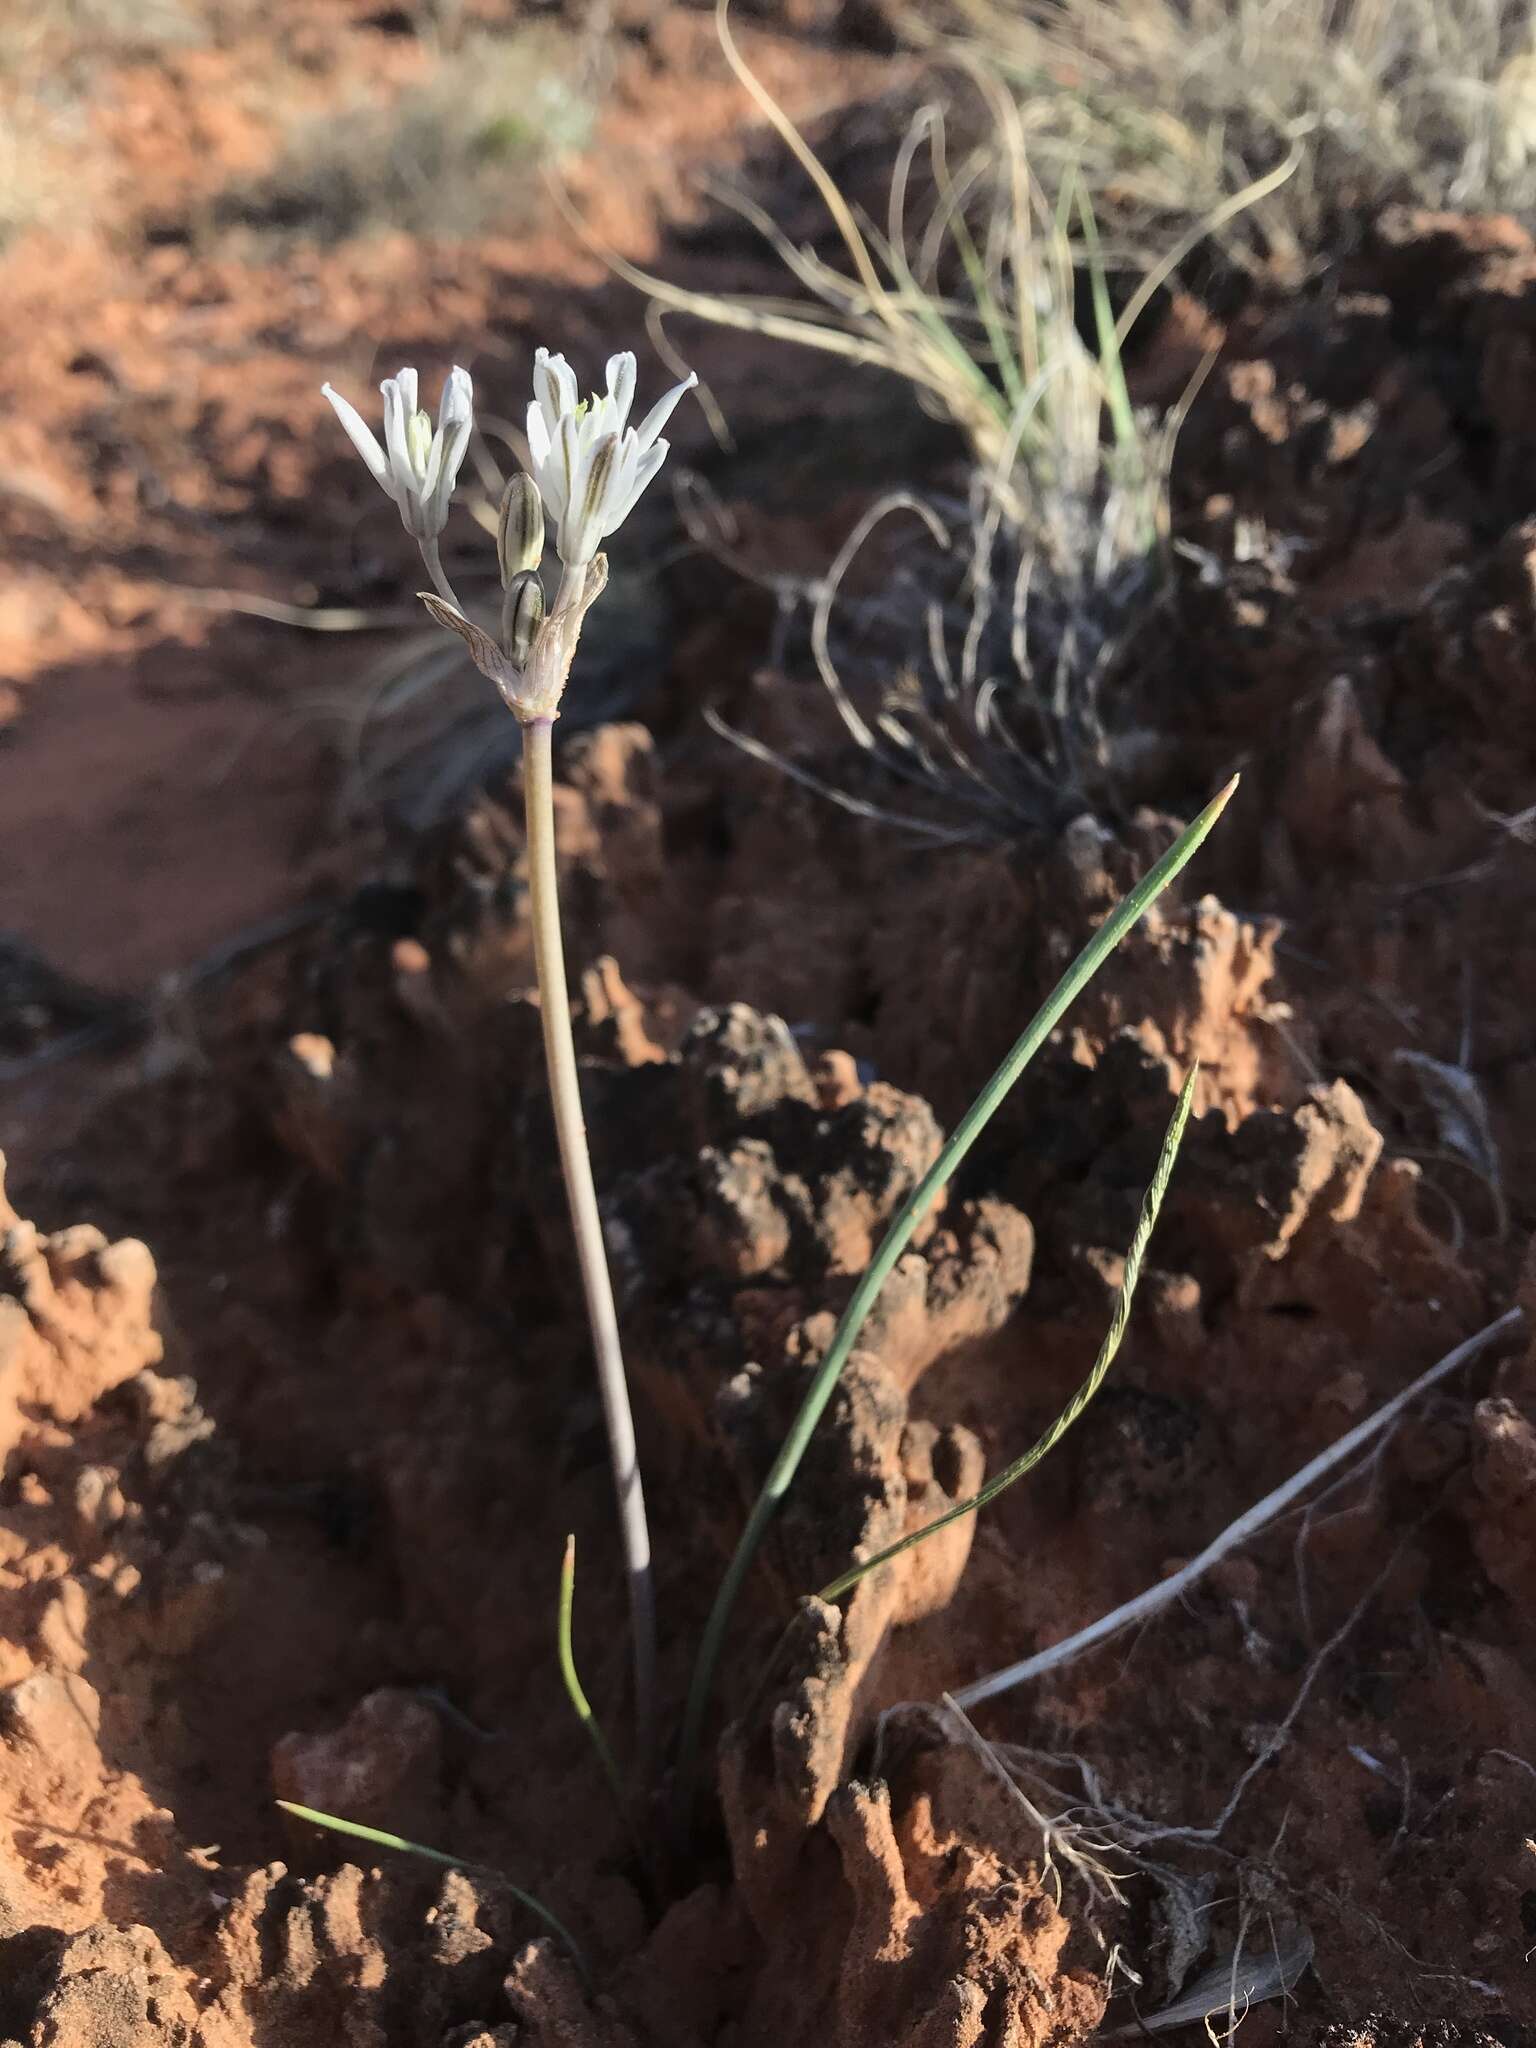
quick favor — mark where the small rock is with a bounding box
[273,1687,443,1838]
[27,1921,200,2048]
[1,1671,103,1807]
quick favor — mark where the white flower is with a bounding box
[525,348,696,566]
[322,365,473,542]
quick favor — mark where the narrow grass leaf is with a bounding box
[1076,188,1138,454]
[818,1061,1198,1602]
[675,775,1237,1818]
[275,1799,590,1984]
[558,1533,629,1815]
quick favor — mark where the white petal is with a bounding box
[529,445,561,520]
[423,365,474,506]
[548,354,579,411]
[588,390,619,440]
[557,416,600,561]
[557,411,582,501]
[529,458,558,524]
[633,371,697,453]
[526,400,552,476]
[572,430,620,556]
[534,348,578,436]
[435,408,472,504]
[605,430,644,515]
[379,375,415,498]
[605,437,668,532]
[436,364,474,437]
[321,383,391,492]
[604,352,637,431]
[424,414,473,536]
[394,366,419,417]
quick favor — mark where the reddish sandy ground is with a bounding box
[1,6,1534,2048]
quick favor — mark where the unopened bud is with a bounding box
[498,471,546,585]
[404,407,434,481]
[502,570,545,670]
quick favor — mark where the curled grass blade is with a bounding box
[675,774,1238,1821]
[274,1800,590,1986]
[818,1061,1198,1603]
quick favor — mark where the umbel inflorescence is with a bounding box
[322,349,695,722]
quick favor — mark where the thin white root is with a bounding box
[940,1694,1132,1907]
[953,1307,1522,1709]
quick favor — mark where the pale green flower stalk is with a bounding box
[325,350,693,1765]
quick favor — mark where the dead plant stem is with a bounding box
[954,1305,1522,1708]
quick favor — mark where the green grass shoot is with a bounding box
[558,1532,628,1815]
[674,773,1238,1820]
[818,1060,1198,1601]
[275,1799,590,1985]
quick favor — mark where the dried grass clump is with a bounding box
[618,13,1261,835]
[0,0,205,67]
[0,97,85,246]
[218,27,597,247]
[0,0,213,244]
[929,0,1536,275]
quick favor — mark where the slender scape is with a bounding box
[322,353,695,1768]
[496,354,694,1760]
[522,574,657,1758]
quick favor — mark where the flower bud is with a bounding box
[405,407,434,481]
[502,569,546,670]
[498,471,546,585]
